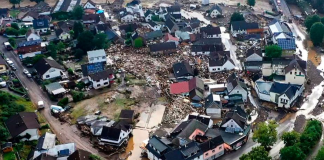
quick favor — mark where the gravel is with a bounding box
[294,115,306,133]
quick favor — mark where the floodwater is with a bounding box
[121,129,149,160]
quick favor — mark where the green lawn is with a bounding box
[9,10,20,19]
[3,151,15,160]
[70,107,86,124]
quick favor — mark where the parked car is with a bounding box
[11,66,16,71]
[38,101,44,109]
[26,73,32,78]
[0,81,6,88]
[23,69,29,75]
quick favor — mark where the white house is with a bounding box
[261,56,306,85]
[148,21,162,31]
[245,47,262,62]
[144,10,154,22]
[255,80,303,108]
[120,13,136,23]
[87,49,107,64]
[226,73,248,102]
[200,25,221,38]
[88,69,114,89]
[209,5,222,18]
[205,94,222,118]
[100,121,132,146]
[202,0,209,5]
[34,58,65,80]
[26,30,41,41]
[208,56,235,72]
[21,11,39,22]
[5,112,40,141]
[220,106,247,133]
[83,0,96,9]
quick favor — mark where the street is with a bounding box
[0,36,105,158]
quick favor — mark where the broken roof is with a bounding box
[172,61,194,78]
[209,55,234,67]
[89,69,114,81]
[119,110,135,119]
[36,132,56,150]
[149,42,176,52]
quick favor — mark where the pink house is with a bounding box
[200,136,225,160]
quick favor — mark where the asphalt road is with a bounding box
[0,36,105,157]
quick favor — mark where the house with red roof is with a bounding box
[164,33,179,46]
[170,77,204,101]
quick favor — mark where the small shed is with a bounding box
[45,82,66,96]
[1,142,13,153]
[119,110,135,124]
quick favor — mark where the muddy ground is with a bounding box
[305,61,324,94]
[294,115,306,133]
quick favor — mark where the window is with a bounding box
[213,68,216,71]
[231,125,233,127]
[104,82,109,85]
[46,75,50,78]
[290,72,292,74]
[212,150,215,153]
[102,56,105,59]
[218,68,220,70]
[205,153,208,156]
[299,72,301,75]
[97,84,101,87]
[237,91,239,93]
[295,72,297,75]
[219,146,222,149]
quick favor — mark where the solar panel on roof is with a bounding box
[87,62,104,75]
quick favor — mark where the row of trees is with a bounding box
[240,121,278,160]
[305,15,324,46]
[0,91,26,142]
[280,120,322,160]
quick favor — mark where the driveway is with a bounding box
[0,36,105,157]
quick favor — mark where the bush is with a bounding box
[299,120,322,155]
[40,124,50,129]
[67,68,74,75]
[72,91,84,102]
[57,97,69,106]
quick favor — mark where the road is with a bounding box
[0,37,105,158]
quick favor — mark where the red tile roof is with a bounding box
[170,81,190,94]
[164,33,179,42]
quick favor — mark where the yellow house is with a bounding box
[0,57,7,74]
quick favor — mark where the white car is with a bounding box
[26,73,32,78]
[23,69,29,75]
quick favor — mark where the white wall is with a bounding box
[229,85,247,102]
[59,32,71,40]
[91,77,110,89]
[284,68,305,85]
[84,2,96,9]
[145,14,152,22]
[221,119,243,132]
[147,151,162,160]
[262,63,272,76]
[209,61,235,72]
[88,55,106,64]
[42,68,63,80]
[21,51,42,59]
[22,16,34,22]
[246,53,262,62]
[101,128,132,145]
[19,129,39,141]
[27,33,40,41]
[121,15,135,22]
[230,25,247,37]
[210,10,220,18]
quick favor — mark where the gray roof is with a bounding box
[284,59,306,75]
[165,18,176,31]
[33,19,49,29]
[201,25,221,35]
[210,4,222,14]
[52,0,82,13]
[45,82,64,92]
[209,55,234,67]
[149,42,176,52]
[270,82,301,100]
[176,119,208,142]
[5,112,40,138]
[246,46,262,58]
[256,81,273,95]
[226,73,247,93]
[148,135,169,152]
[231,21,259,31]
[144,30,163,40]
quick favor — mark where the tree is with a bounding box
[76,81,85,90]
[72,6,84,20]
[57,41,65,53]
[315,146,324,160]
[230,12,245,23]
[252,120,278,149]
[67,68,74,75]
[73,22,84,38]
[30,0,45,3]
[305,14,321,32]
[281,131,300,146]
[77,31,94,51]
[9,0,21,7]
[8,37,16,48]
[247,0,256,6]
[57,97,69,106]
[134,38,143,48]
[19,28,27,35]
[11,23,19,30]
[92,33,109,49]
[310,22,324,46]
[47,42,58,59]
[72,91,85,102]
[0,125,10,141]
[89,154,101,160]
[321,17,324,25]
[5,27,19,36]
[74,48,84,59]
[265,45,282,58]
[280,145,306,160]
[240,146,271,160]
